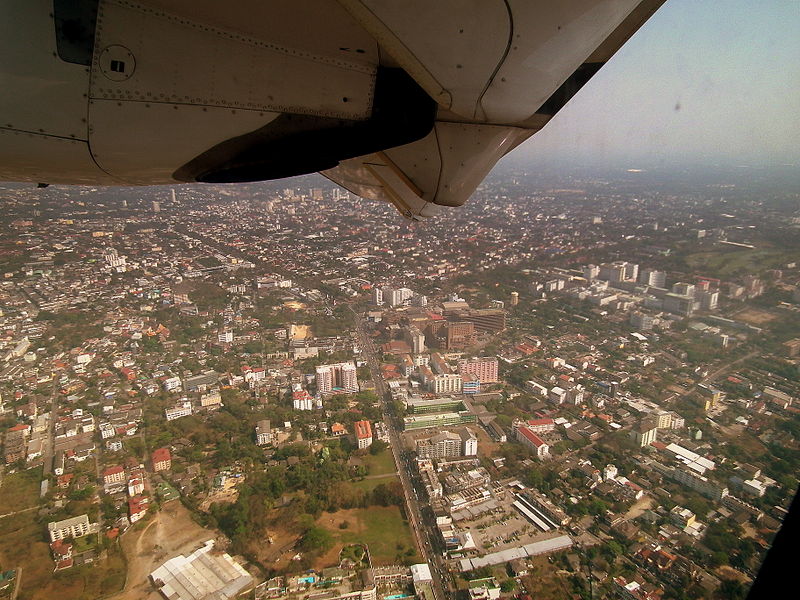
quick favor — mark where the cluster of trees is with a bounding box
[208,439,404,554]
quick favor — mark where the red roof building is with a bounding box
[103,465,125,485]
[353,420,373,449]
[515,426,550,458]
[50,540,74,571]
[151,447,171,472]
[128,495,149,523]
[526,418,555,433]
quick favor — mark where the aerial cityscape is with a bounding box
[0,163,798,600]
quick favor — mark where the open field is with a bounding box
[733,307,778,325]
[0,511,53,600]
[684,248,800,278]
[0,467,41,514]
[315,506,420,567]
[361,450,397,476]
[0,501,126,600]
[30,545,127,600]
[350,474,399,494]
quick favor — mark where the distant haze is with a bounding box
[509,0,800,170]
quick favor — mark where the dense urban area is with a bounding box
[0,164,799,600]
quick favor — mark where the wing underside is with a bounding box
[325,0,665,218]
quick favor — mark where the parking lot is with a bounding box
[460,499,558,553]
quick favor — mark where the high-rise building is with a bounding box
[583,264,600,280]
[405,326,426,354]
[663,293,694,316]
[441,322,476,350]
[415,431,462,459]
[630,312,654,330]
[292,390,314,410]
[510,291,519,306]
[459,309,506,332]
[152,200,160,213]
[461,373,480,394]
[598,261,638,283]
[430,373,463,394]
[315,362,358,394]
[631,421,658,447]
[639,269,666,288]
[383,287,414,307]
[461,429,478,456]
[457,357,499,384]
[372,287,383,305]
[697,290,719,311]
[671,282,696,297]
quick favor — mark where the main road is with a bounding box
[351,309,455,600]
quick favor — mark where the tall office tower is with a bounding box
[315,362,358,394]
[372,287,384,305]
[405,326,426,354]
[624,262,639,282]
[599,261,638,283]
[598,262,626,282]
[672,282,696,297]
[152,201,160,213]
[510,291,519,306]
[630,312,654,330]
[697,290,719,311]
[583,264,600,280]
[639,269,666,288]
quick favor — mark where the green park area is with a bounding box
[317,505,420,566]
[683,248,800,278]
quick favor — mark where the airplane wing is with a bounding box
[0,0,664,217]
[324,0,665,218]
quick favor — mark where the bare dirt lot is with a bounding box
[733,308,777,325]
[110,502,221,600]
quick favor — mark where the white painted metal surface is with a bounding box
[340,0,640,124]
[479,0,640,122]
[91,0,377,119]
[88,101,280,183]
[0,1,88,139]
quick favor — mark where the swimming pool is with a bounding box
[384,594,412,599]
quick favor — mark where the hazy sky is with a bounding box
[509,0,800,169]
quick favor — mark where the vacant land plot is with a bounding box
[111,501,220,600]
[316,506,419,567]
[0,511,52,600]
[733,308,777,325]
[0,467,41,514]
[521,555,573,600]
